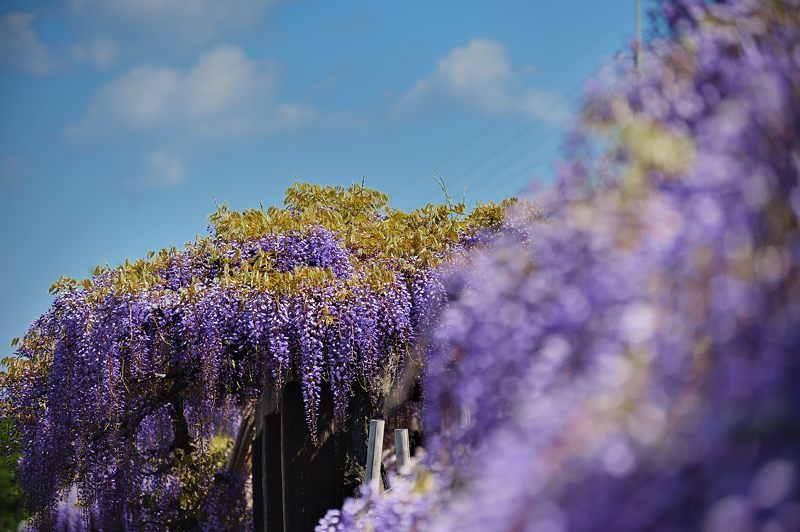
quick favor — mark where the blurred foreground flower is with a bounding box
[327,1,800,530]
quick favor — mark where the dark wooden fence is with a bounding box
[251,381,383,531]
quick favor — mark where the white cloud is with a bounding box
[185,46,265,116]
[88,65,180,129]
[401,39,512,115]
[139,152,186,188]
[2,0,282,76]
[0,153,28,184]
[398,39,568,124]
[67,45,314,140]
[71,39,119,70]
[1,12,119,75]
[0,12,58,76]
[519,89,571,124]
[69,0,282,47]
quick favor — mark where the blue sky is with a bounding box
[0,0,641,352]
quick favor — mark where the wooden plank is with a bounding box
[460,405,471,427]
[251,431,265,532]
[364,419,385,493]
[280,381,341,531]
[253,380,381,529]
[394,429,411,475]
[253,382,284,532]
[264,409,284,532]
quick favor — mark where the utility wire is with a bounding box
[414,2,640,207]
[451,77,597,202]
[466,32,663,201]
[464,83,589,186]
[428,116,508,172]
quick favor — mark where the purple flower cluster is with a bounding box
[316,455,447,532]
[4,221,467,529]
[325,1,800,530]
[52,486,88,532]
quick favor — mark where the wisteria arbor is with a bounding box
[0,183,513,530]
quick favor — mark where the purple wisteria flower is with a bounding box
[326,1,800,530]
[3,190,505,528]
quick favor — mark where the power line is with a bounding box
[447,121,538,185]
[460,84,589,189]
[635,0,643,73]
[414,2,641,206]
[411,118,537,206]
[454,20,663,202]
[466,40,665,201]
[428,116,507,172]
[452,74,597,201]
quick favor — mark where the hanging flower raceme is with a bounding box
[0,183,514,530]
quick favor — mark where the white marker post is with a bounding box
[364,419,385,493]
[395,429,411,475]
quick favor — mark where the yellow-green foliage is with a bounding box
[175,435,232,513]
[47,183,515,302]
[584,99,695,195]
[208,182,514,266]
[132,434,234,527]
[12,183,517,423]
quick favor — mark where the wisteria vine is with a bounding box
[0,183,513,529]
[319,0,800,530]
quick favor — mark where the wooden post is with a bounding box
[263,409,284,531]
[280,381,339,531]
[251,430,266,532]
[253,382,342,531]
[635,0,642,74]
[395,429,410,475]
[253,384,283,532]
[460,405,471,428]
[364,419,385,493]
[252,381,384,530]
